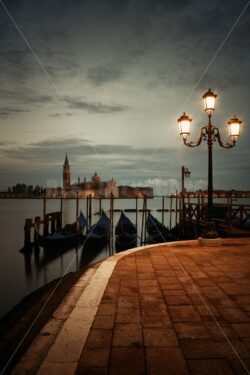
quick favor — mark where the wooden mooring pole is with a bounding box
[109,194,114,255]
[43,189,47,219]
[86,196,89,229]
[135,197,138,231]
[34,216,41,246]
[170,195,173,230]
[76,193,79,220]
[24,219,33,249]
[162,196,165,225]
[89,195,92,228]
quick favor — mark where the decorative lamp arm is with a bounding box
[183,127,207,147]
[212,127,236,149]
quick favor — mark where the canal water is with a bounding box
[0,197,178,319]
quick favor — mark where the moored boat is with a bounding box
[115,211,137,251]
[146,213,174,244]
[41,211,87,249]
[83,211,110,246]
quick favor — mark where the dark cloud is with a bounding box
[87,64,123,85]
[49,112,73,117]
[0,107,29,119]
[64,96,128,113]
[0,89,127,114]
[0,141,16,146]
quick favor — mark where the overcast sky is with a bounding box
[0,0,249,194]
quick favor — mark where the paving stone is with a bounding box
[105,283,120,294]
[37,361,77,374]
[157,276,180,284]
[117,296,140,309]
[110,347,145,375]
[97,303,116,316]
[201,286,228,299]
[164,295,192,306]
[112,324,143,347]
[137,279,158,286]
[137,273,156,280]
[220,284,250,296]
[119,286,139,296]
[232,323,250,338]
[169,305,201,322]
[140,294,164,302]
[195,304,222,321]
[210,298,237,308]
[193,278,215,287]
[76,367,108,375]
[120,280,138,287]
[229,358,250,375]
[142,314,172,328]
[188,359,234,374]
[143,327,178,347]
[180,338,249,360]
[141,302,168,316]
[218,308,250,323]
[161,283,183,291]
[146,347,189,374]
[116,308,141,324]
[86,329,113,348]
[139,286,161,294]
[234,295,250,305]
[174,322,211,339]
[205,321,239,340]
[92,316,115,330]
[101,293,118,304]
[79,348,110,367]
[162,289,187,296]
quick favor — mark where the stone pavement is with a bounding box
[14,238,250,374]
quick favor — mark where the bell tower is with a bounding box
[63,153,71,189]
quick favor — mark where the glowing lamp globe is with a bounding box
[203,89,217,114]
[178,112,192,140]
[228,115,241,141]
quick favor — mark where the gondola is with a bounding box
[41,211,87,249]
[83,211,110,246]
[146,212,175,244]
[115,211,137,251]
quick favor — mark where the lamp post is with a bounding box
[177,89,242,238]
[181,166,191,194]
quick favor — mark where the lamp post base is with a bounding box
[201,221,219,239]
[199,221,221,246]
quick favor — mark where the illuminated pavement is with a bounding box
[14,238,250,374]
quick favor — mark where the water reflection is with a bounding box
[20,241,111,282]
[20,234,139,284]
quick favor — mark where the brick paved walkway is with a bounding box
[76,239,250,375]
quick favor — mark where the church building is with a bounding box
[63,153,71,189]
[62,154,118,198]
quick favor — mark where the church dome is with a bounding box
[92,172,101,183]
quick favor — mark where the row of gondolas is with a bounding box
[41,210,175,252]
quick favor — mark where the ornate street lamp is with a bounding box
[177,89,242,238]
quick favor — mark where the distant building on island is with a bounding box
[118,185,153,198]
[59,154,153,198]
[1,154,153,198]
[61,154,119,198]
